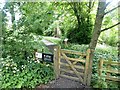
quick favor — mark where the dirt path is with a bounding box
[37,77,91,88]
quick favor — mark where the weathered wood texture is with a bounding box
[53,47,90,85]
[53,46,60,78]
[84,49,90,85]
[98,58,120,82]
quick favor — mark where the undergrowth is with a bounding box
[0,58,55,88]
[61,43,119,88]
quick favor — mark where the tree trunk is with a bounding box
[118,2,120,60]
[87,0,106,86]
[72,3,81,28]
[9,3,16,30]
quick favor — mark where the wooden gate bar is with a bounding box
[101,76,120,81]
[61,49,86,56]
[60,68,84,76]
[61,52,84,83]
[102,69,120,74]
[61,54,85,63]
[60,74,80,82]
[60,62,85,70]
[104,61,120,66]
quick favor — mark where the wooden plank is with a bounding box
[98,58,104,76]
[102,69,120,74]
[104,61,120,66]
[53,46,60,78]
[58,46,61,76]
[61,49,86,56]
[60,62,85,70]
[42,39,56,46]
[98,58,120,83]
[106,59,112,78]
[84,49,90,85]
[73,61,78,65]
[60,68,84,76]
[61,52,84,83]
[60,74,80,82]
[61,53,85,63]
[102,75,120,82]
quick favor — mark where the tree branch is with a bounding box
[101,22,120,32]
[104,5,120,15]
[105,0,112,8]
[105,2,111,7]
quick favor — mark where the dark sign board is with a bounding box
[42,53,54,63]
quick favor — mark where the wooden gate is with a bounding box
[54,46,90,85]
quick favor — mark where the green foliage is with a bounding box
[0,58,54,88]
[61,43,88,52]
[1,1,119,89]
[1,22,54,88]
[99,29,118,47]
[99,8,118,47]
[92,75,120,89]
[65,2,93,44]
[67,24,92,44]
[19,2,55,35]
[93,76,108,88]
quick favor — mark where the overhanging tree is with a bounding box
[67,2,94,44]
[87,0,120,85]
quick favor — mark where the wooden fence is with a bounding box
[98,58,120,82]
[53,46,91,85]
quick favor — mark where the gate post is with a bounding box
[53,45,60,79]
[83,49,90,85]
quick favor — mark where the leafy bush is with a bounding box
[67,21,92,44]
[1,28,55,88]
[99,29,118,47]
[61,43,88,52]
[0,58,55,88]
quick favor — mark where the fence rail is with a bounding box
[98,58,120,82]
